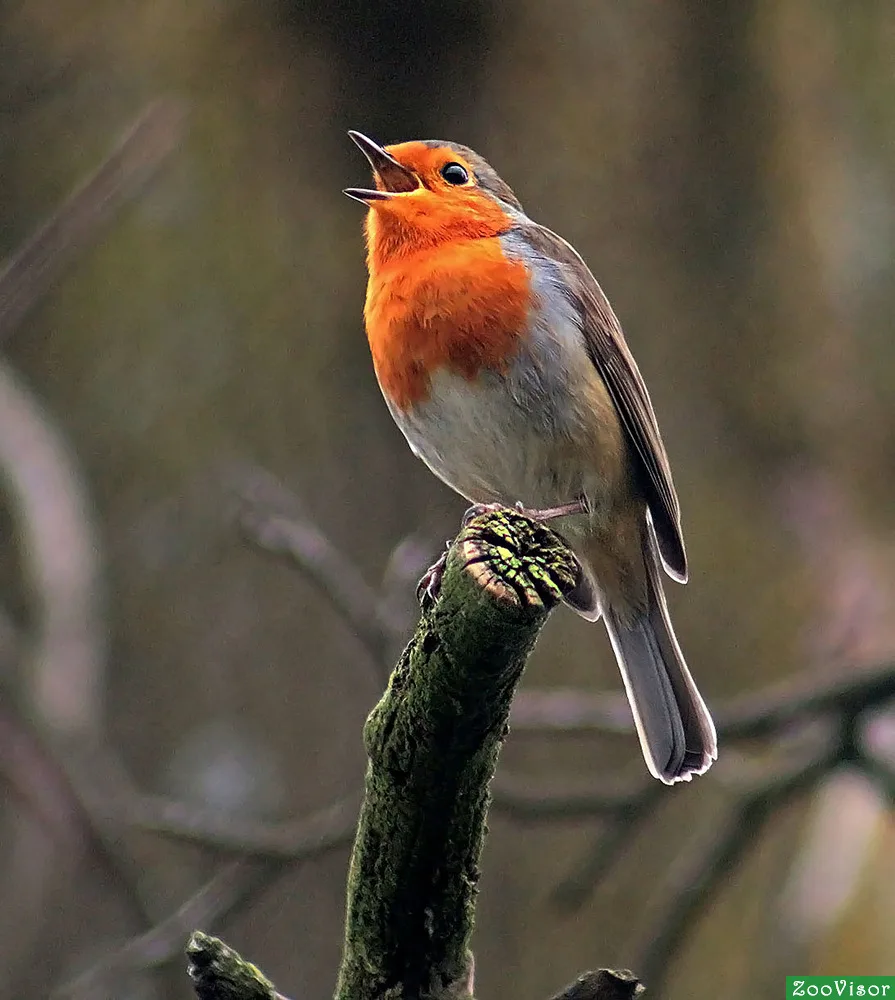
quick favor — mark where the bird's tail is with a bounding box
[602,537,717,784]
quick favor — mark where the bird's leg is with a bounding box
[416,540,453,607]
[418,505,504,607]
[462,499,588,526]
[514,498,589,521]
[460,502,504,527]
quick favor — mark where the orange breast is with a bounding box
[364,237,533,411]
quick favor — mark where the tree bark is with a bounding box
[335,509,577,1000]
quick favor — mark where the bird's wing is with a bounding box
[516,223,687,582]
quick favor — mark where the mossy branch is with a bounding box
[186,508,644,1000]
[187,932,280,1000]
[335,509,578,1000]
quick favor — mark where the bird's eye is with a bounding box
[441,162,469,185]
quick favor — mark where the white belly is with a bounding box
[383,293,626,523]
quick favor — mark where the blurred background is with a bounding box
[1,1,894,997]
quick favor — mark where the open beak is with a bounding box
[344,130,418,203]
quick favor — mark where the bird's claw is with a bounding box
[420,498,588,609]
[460,502,503,527]
[416,544,451,607]
[465,498,588,524]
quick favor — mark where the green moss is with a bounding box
[186,932,277,1000]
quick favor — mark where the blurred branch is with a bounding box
[0,99,183,735]
[856,756,895,805]
[0,701,161,952]
[0,661,360,994]
[631,739,835,993]
[510,659,895,739]
[0,99,185,343]
[716,659,895,738]
[510,688,632,735]
[0,359,106,735]
[55,860,281,1000]
[0,332,118,986]
[0,696,90,996]
[551,788,662,911]
[234,465,394,680]
[0,697,93,845]
[491,770,653,819]
[113,789,361,858]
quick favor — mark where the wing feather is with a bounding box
[514,223,688,582]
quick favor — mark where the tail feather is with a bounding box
[603,544,717,783]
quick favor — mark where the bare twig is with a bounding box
[510,661,895,740]
[630,741,834,992]
[717,659,895,738]
[55,860,281,1000]
[0,99,185,343]
[551,787,663,910]
[491,770,653,819]
[0,359,107,736]
[510,688,632,735]
[113,790,361,858]
[234,466,393,679]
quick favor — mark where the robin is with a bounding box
[345,131,717,783]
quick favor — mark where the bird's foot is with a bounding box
[460,502,504,527]
[420,498,588,608]
[514,498,589,522]
[461,498,587,527]
[416,542,452,607]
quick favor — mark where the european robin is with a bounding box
[345,131,717,783]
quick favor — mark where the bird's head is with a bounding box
[344,132,524,266]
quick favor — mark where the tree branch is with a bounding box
[0,99,185,344]
[233,465,394,680]
[716,659,895,738]
[335,509,579,1000]
[630,740,834,992]
[510,689,633,735]
[186,509,643,1000]
[491,770,653,819]
[115,789,361,858]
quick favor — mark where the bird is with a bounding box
[344,131,717,783]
